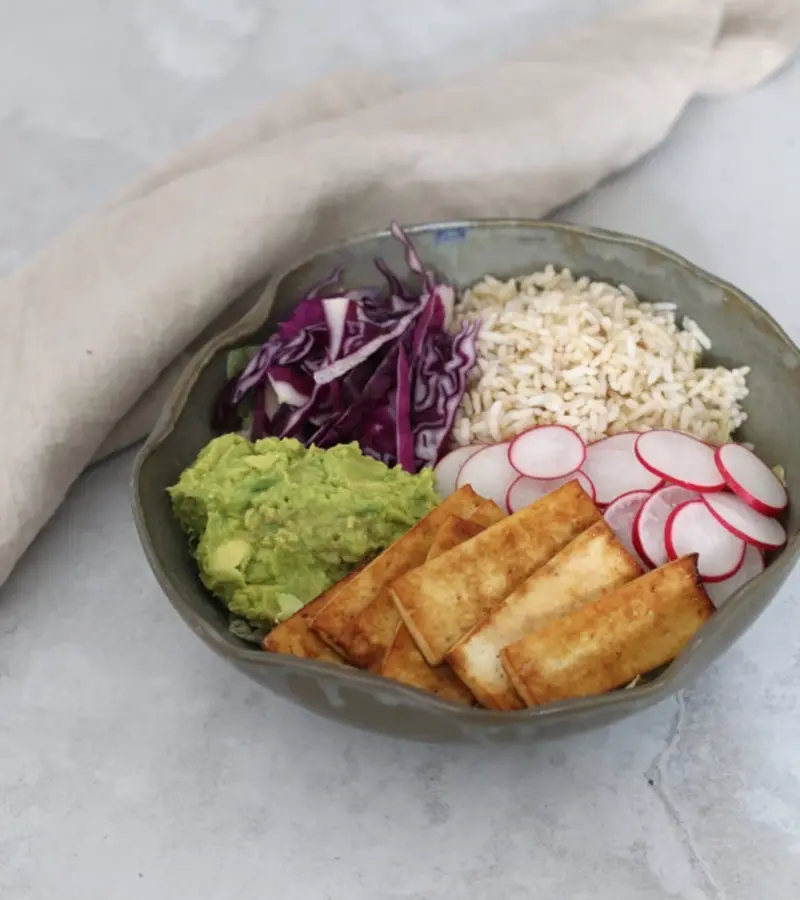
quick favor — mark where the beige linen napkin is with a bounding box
[1,0,798,589]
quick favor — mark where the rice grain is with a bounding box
[451,267,749,446]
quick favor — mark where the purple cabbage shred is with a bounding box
[214,222,479,472]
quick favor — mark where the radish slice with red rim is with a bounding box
[665,499,746,581]
[714,443,788,517]
[506,471,596,514]
[508,425,586,480]
[603,490,650,569]
[704,545,765,608]
[633,485,700,569]
[581,432,662,507]
[702,492,787,551]
[634,430,726,492]
[434,444,483,498]
[456,442,517,510]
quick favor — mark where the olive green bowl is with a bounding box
[132,220,800,743]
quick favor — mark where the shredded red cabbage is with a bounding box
[215,222,479,471]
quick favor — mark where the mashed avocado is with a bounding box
[169,434,439,624]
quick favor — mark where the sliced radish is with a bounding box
[634,430,726,492]
[714,443,788,517]
[434,444,483,498]
[506,471,596,514]
[704,545,765,608]
[603,490,650,569]
[702,492,787,551]
[581,432,662,507]
[665,500,746,582]
[508,425,586,480]
[456,442,517,509]
[633,485,700,569]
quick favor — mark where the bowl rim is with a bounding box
[131,217,800,722]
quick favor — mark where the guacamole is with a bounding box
[169,434,439,624]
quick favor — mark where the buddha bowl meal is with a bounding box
[167,222,790,712]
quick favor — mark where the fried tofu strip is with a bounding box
[310,485,483,654]
[262,576,359,665]
[337,502,505,671]
[381,615,476,705]
[467,499,508,530]
[390,480,601,665]
[501,555,714,707]
[427,515,487,558]
[378,512,503,704]
[336,591,405,673]
[447,520,642,710]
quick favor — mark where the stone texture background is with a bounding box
[1,2,799,898]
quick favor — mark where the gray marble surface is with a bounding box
[2,2,800,898]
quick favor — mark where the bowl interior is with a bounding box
[133,220,800,740]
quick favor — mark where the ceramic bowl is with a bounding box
[132,220,800,743]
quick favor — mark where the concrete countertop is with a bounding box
[2,2,799,898]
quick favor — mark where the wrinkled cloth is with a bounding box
[1,0,798,588]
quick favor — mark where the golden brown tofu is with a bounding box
[336,592,403,671]
[447,520,642,710]
[339,516,487,670]
[426,515,487,559]
[390,480,601,665]
[378,513,492,704]
[468,499,507,529]
[310,485,484,653]
[262,581,354,665]
[501,555,714,707]
[381,623,475,706]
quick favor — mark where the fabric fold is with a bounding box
[0,0,797,588]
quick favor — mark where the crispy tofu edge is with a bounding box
[381,623,476,706]
[469,499,507,529]
[390,480,602,666]
[334,508,488,669]
[375,508,497,703]
[309,485,483,648]
[334,519,482,669]
[335,593,402,670]
[446,520,643,710]
[262,586,349,666]
[500,555,714,707]
[426,516,486,559]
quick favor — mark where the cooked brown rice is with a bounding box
[451,266,749,447]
